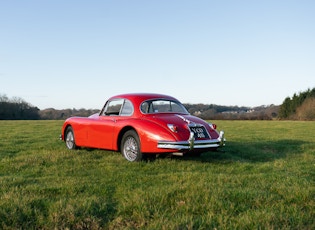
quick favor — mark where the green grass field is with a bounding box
[0,120,314,229]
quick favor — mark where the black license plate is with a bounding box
[190,126,209,139]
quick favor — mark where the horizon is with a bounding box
[1,1,314,110]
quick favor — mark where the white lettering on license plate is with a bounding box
[191,127,206,138]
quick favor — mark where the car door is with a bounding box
[87,99,125,149]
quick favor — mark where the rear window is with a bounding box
[141,99,188,114]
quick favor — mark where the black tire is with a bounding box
[65,126,77,150]
[143,153,156,162]
[121,130,142,162]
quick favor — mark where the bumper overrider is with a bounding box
[157,131,225,151]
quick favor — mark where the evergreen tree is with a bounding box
[278,87,315,119]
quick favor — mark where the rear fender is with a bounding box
[121,119,180,153]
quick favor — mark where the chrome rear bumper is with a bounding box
[158,131,225,150]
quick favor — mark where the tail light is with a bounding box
[209,123,217,129]
[167,124,178,132]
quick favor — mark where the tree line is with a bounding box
[39,104,279,120]
[39,108,99,120]
[0,94,40,120]
[0,93,278,120]
[1,88,314,120]
[0,94,100,120]
[183,103,279,120]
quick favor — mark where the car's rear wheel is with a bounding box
[121,130,142,162]
[65,126,77,150]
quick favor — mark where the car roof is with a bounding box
[104,93,184,117]
[109,93,179,104]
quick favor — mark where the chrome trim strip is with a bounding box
[188,132,194,150]
[157,130,225,150]
[219,131,225,146]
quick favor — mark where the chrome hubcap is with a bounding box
[124,136,138,161]
[66,132,74,149]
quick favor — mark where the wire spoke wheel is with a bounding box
[65,127,77,149]
[124,137,138,161]
[121,130,142,161]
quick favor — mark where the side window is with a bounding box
[120,100,134,116]
[140,101,149,113]
[170,101,183,113]
[104,99,124,115]
[140,101,155,113]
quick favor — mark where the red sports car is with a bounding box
[60,93,225,161]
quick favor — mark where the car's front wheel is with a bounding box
[65,126,77,150]
[121,130,142,162]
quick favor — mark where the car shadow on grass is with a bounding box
[178,139,308,163]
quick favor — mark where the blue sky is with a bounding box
[1,0,314,109]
